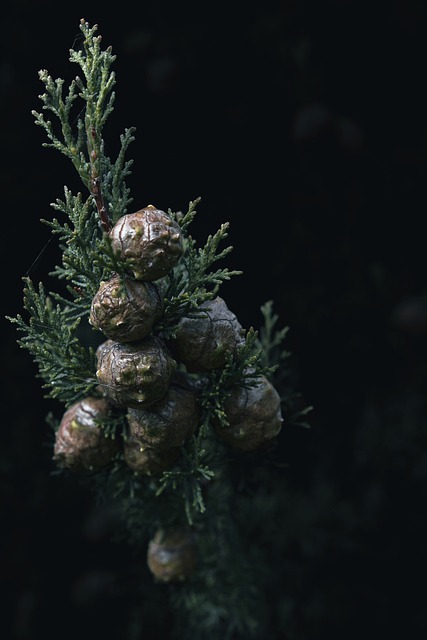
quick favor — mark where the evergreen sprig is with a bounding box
[168,467,266,640]
[8,278,97,405]
[44,187,130,320]
[256,299,313,427]
[43,188,105,317]
[155,424,216,526]
[256,300,291,372]
[199,326,276,428]
[32,19,135,229]
[160,206,243,334]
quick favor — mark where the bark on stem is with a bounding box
[88,124,111,233]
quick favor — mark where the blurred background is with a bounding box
[2,1,427,638]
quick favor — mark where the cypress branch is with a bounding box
[160,213,243,334]
[7,18,311,639]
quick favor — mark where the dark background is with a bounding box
[2,1,427,638]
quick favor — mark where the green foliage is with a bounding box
[8,278,97,405]
[169,481,268,640]
[43,188,110,318]
[155,419,216,525]
[198,326,277,429]
[32,20,135,227]
[256,300,291,373]
[159,201,244,336]
[257,299,313,428]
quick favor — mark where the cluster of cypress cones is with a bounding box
[52,204,284,580]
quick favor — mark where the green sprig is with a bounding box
[32,19,135,228]
[160,212,243,334]
[256,300,313,427]
[7,278,97,405]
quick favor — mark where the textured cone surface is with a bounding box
[96,337,176,408]
[167,296,245,372]
[53,397,119,472]
[123,435,180,475]
[147,527,197,582]
[214,375,283,451]
[126,372,200,449]
[109,205,183,281]
[89,274,164,342]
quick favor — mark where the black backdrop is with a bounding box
[2,1,427,638]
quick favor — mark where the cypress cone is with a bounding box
[147,527,197,582]
[53,397,120,472]
[126,372,200,450]
[166,296,245,372]
[89,274,164,342]
[95,337,176,409]
[213,375,284,451]
[123,434,181,476]
[109,205,183,281]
